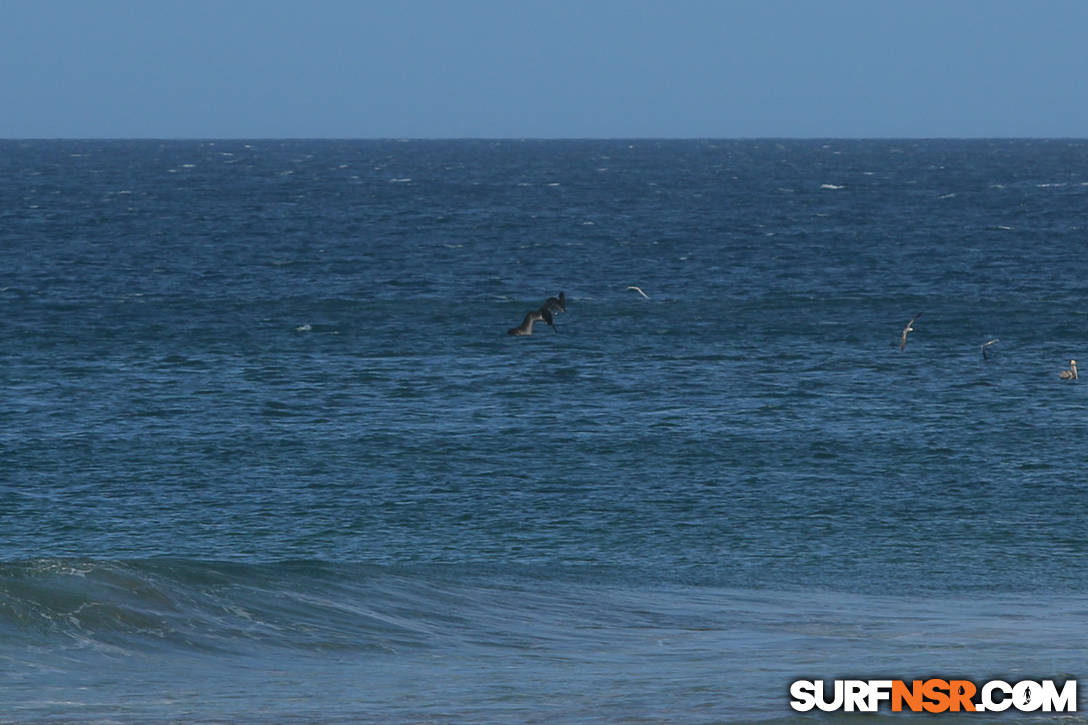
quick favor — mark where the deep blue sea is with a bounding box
[2,139,1087,723]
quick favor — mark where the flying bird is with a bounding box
[981,338,999,359]
[1059,359,1078,380]
[507,308,555,336]
[626,286,650,299]
[899,313,922,351]
[507,292,565,336]
[542,291,566,313]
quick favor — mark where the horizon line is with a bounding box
[2,135,1086,142]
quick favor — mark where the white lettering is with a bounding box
[867,680,893,710]
[981,680,1012,712]
[816,679,844,712]
[791,677,1077,714]
[1040,679,1077,713]
[844,680,868,712]
[789,680,817,712]
[1014,680,1042,712]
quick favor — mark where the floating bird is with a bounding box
[1059,359,1078,380]
[899,313,922,351]
[627,286,649,299]
[980,338,999,359]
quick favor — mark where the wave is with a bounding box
[1,557,725,658]
[0,558,472,657]
[5,558,1087,723]
[6,557,1086,653]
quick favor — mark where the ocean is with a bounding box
[1,138,1086,722]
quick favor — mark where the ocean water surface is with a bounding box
[2,139,1087,722]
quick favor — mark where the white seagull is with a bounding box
[899,313,922,351]
[626,286,649,299]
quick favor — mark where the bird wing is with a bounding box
[540,307,557,331]
[899,313,921,350]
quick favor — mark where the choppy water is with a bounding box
[2,139,1087,722]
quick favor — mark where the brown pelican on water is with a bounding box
[1059,359,1078,380]
[899,313,922,351]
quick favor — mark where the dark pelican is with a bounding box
[1059,359,1078,380]
[542,291,566,313]
[900,313,922,351]
[507,305,557,336]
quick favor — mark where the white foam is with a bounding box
[819,183,844,190]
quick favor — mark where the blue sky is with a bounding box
[2,0,1085,138]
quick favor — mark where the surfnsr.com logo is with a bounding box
[790,679,1077,713]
